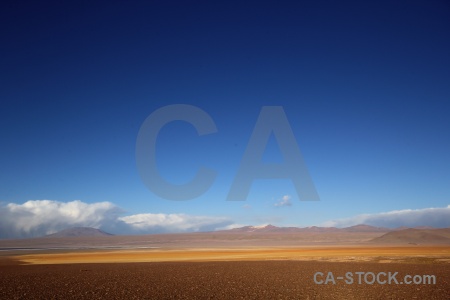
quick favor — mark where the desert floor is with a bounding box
[0,260,448,299]
[2,245,449,264]
[1,246,449,299]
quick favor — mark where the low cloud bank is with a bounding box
[323,205,450,228]
[0,200,233,239]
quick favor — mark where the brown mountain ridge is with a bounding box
[370,228,450,245]
[45,227,113,238]
[223,224,394,234]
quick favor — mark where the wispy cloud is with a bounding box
[322,205,450,228]
[0,200,234,239]
[274,195,292,207]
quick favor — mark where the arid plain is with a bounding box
[1,226,449,299]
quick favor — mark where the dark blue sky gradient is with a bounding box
[1,0,449,227]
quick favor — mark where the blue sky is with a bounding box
[1,0,449,237]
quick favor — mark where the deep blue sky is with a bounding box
[1,0,449,231]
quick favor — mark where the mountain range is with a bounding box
[370,228,450,245]
[45,227,113,238]
[44,224,400,238]
[45,224,446,238]
[38,224,450,245]
[220,224,421,234]
[0,224,448,250]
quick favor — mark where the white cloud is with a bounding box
[0,200,234,239]
[322,205,450,228]
[274,195,292,207]
[119,213,231,233]
[216,223,246,230]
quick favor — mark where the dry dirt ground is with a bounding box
[6,245,450,264]
[1,246,449,299]
[0,261,449,299]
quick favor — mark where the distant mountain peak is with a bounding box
[45,227,113,238]
[342,224,389,232]
[250,224,275,229]
[370,228,450,245]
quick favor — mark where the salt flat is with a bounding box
[4,245,449,265]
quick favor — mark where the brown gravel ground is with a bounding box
[0,260,448,299]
